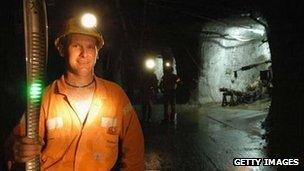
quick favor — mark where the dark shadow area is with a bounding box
[260,1,304,168]
[0,1,26,169]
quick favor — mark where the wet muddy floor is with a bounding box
[134,98,275,171]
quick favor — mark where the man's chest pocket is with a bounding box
[42,116,73,162]
[46,117,64,139]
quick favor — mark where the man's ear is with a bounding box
[96,48,99,59]
[57,46,65,57]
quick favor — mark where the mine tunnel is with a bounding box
[0,0,303,170]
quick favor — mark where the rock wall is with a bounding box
[197,18,271,103]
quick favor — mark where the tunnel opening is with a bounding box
[174,14,274,167]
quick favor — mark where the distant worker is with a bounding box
[160,64,181,123]
[141,59,158,122]
[140,71,158,122]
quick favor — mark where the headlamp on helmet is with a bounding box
[81,13,97,28]
[55,13,104,51]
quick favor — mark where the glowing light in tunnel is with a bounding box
[145,58,156,69]
[225,26,266,42]
[165,62,171,67]
[245,28,265,36]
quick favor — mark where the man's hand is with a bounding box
[12,136,43,163]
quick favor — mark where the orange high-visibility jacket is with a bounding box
[11,75,145,171]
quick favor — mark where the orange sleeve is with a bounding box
[119,91,145,171]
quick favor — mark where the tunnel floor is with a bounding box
[134,98,275,171]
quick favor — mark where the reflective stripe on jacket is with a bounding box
[12,75,145,171]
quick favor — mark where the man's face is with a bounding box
[65,33,98,76]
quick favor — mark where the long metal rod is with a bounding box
[23,0,48,170]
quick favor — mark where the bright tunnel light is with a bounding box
[165,62,171,67]
[145,58,156,69]
[81,13,97,28]
[245,28,265,36]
